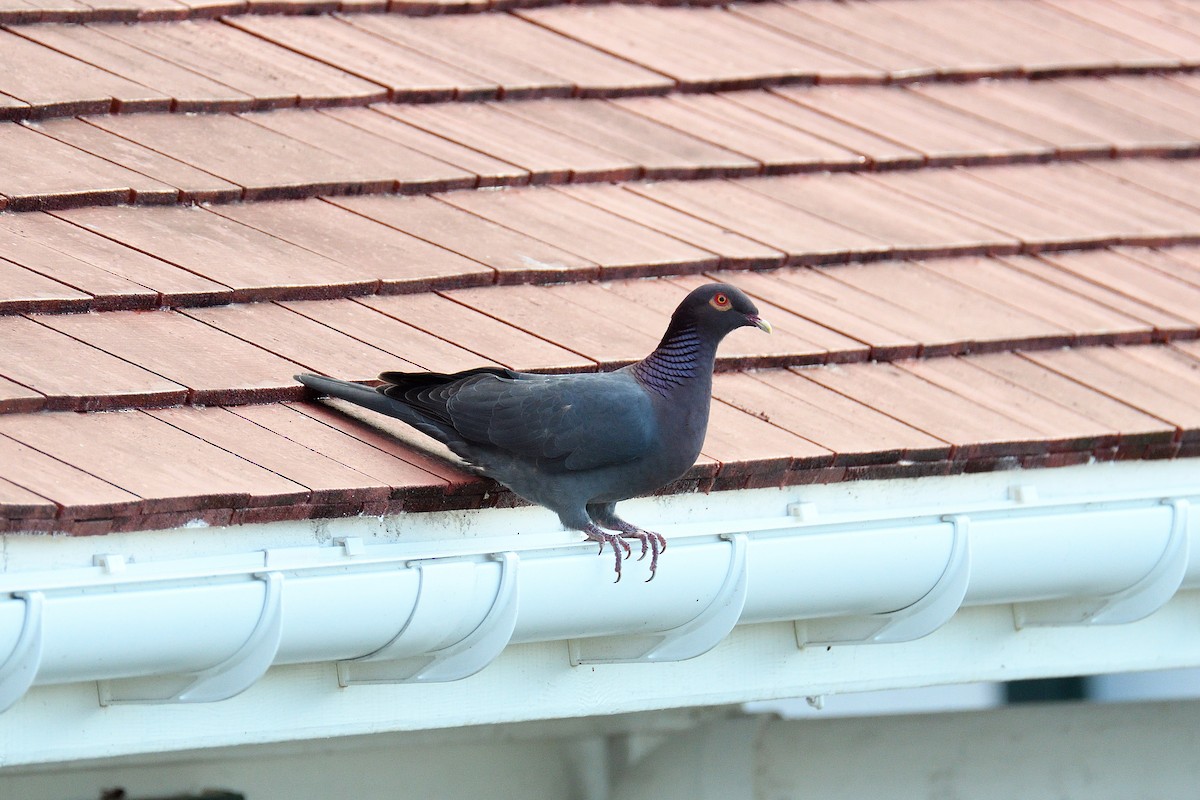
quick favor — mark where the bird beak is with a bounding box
[748,315,772,333]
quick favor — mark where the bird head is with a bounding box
[673,283,772,338]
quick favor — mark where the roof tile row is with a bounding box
[4,1,1200,119]
[2,247,1199,414]
[4,159,1200,314]
[8,74,1200,210]
[4,341,1198,533]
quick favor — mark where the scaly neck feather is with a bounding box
[632,321,717,397]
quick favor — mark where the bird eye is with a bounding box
[710,292,731,310]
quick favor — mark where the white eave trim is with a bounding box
[1,458,1199,765]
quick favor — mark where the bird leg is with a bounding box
[586,503,666,582]
[582,523,632,582]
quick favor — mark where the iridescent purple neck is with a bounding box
[632,323,710,397]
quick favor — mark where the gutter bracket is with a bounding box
[795,515,972,647]
[337,552,519,685]
[1014,499,1190,628]
[0,591,44,713]
[567,534,749,665]
[99,571,284,705]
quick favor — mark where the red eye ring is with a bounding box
[714,293,729,306]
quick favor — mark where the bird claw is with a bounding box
[620,529,666,582]
[583,521,666,582]
[584,526,632,582]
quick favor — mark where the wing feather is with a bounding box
[446,372,655,471]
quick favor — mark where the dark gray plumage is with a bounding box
[296,283,770,581]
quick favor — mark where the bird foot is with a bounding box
[583,524,633,582]
[619,528,665,582]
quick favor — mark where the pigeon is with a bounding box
[296,282,770,581]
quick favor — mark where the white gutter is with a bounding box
[0,459,1197,715]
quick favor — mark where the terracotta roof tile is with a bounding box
[518,5,881,89]
[554,183,787,270]
[713,369,950,465]
[359,290,593,372]
[0,373,46,414]
[148,404,393,505]
[226,14,499,101]
[735,172,1017,259]
[701,399,834,486]
[0,27,169,115]
[1024,344,1200,435]
[55,204,372,301]
[771,267,962,360]
[784,0,1021,78]
[0,313,190,410]
[919,255,1156,345]
[329,193,596,283]
[28,117,243,204]
[0,120,178,210]
[0,210,231,308]
[6,76,1200,209]
[0,257,94,314]
[181,301,420,379]
[966,351,1171,446]
[0,477,57,524]
[627,178,890,264]
[240,109,476,195]
[721,90,926,168]
[279,298,488,373]
[14,22,256,112]
[882,0,1162,73]
[229,402,453,497]
[443,282,659,366]
[1063,76,1200,136]
[1117,246,1200,291]
[288,400,476,494]
[1044,0,1200,61]
[819,261,1074,355]
[1090,157,1200,211]
[207,198,493,291]
[349,105,529,186]
[495,98,760,179]
[438,184,719,277]
[0,408,310,514]
[340,11,672,97]
[85,112,394,199]
[0,432,143,520]
[1034,249,1200,326]
[864,168,1110,248]
[979,0,1180,68]
[1001,252,1195,334]
[800,360,1052,459]
[94,19,386,108]
[611,93,867,173]
[730,2,941,80]
[898,356,1122,451]
[386,101,641,183]
[963,163,1200,246]
[36,308,304,404]
[776,85,1052,164]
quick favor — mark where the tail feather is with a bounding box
[294,373,464,450]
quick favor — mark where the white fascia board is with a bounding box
[0,458,1199,766]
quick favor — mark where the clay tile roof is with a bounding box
[3,0,1200,534]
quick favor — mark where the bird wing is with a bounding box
[445,371,656,471]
